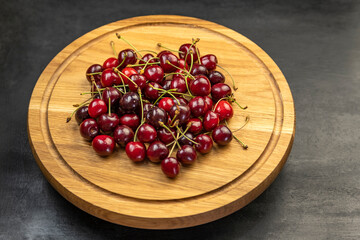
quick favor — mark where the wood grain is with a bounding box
[27,15,295,229]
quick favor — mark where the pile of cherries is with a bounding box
[68,35,247,178]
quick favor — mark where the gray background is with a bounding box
[1,0,359,239]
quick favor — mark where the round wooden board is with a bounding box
[28,15,295,229]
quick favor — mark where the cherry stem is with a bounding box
[116,33,143,57]
[108,97,111,116]
[159,122,181,148]
[73,96,94,107]
[232,116,250,133]
[165,60,195,80]
[138,88,144,123]
[193,38,201,60]
[225,120,248,149]
[86,72,102,76]
[148,84,181,105]
[175,125,199,145]
[139,57,159,74]
[216,64,238,91]
[128,61,160,68]
[110,41,116,56]
[168,131,180,157]
[113,68,127,93]
[157,43,183,54]
[91,78,102,99]
[188,50,194,73]
[115,68,138,89]
[228,95,247,110]
[184,38,200,64]
[116,52,127,69]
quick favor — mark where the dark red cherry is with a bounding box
[88,99,107,118]
[162,80,172,91]
[212,125,233,145]
[169,104,191,125]
[176,145,197,164]
[125,142,146,162]
[170,76,187,93]
[75,106,90,125]
[144,82,162,100]
[92,135,115,156]
[119,114,140,131]
[128,74,147,92]
[133,65,143,74]
[118,49,137,68]
[119,92,140,112]
[211,83,232,102]
[178,132,194,146]
[187,118,203,135]
[203,111,220,131]
[157,50,171,58]
[190,63,208,76]
[189,96,207,117]
[146,107,168,129]
[177,59,189,70]
[102,87,122,108]
[101,69,120,87]
[203,96,213,113]
[157,128,176,144]
[80,119,99,140]
[144,65,164,83]
[139,53,156,64]
[121,67,138,84]
[175,97,188,106]
[161,157,180,178]
[208,71,225,85]
[214,100,234,121]
[103,57,119,69]
[179,43,199,64]
[200,54,217,71]
[86,64,103,82]
[190,75,211,96]
[194,134,213,154]
[97,113,120,133]
[137,123,157,143]
[147,141,169,163]
[113,125,134,147]
[142,102,154,117]
[159,52,179,73]
[158,97,175,112]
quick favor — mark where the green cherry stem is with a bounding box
[115,52,127,69]
[216,64,238,91]
[91,78,102,99]
[193,38,201,60]
[157,43,184,54]
[225,120,248,149]
[86,72,102,76]
[138,88,144,123]
[115,68,138,89]
[139,57,159,74]
[159,121,181,148]
[116,33,143,57]
[110,41,117,56]
[184,38,200,65]
[128,61,160,68]
[148,84,181,105]
[113,68,127,93]
[175,124,199,145]
[168,131,180,157]
[108,97,111,116]
[232,116,250,133]
[73,96,94,107]
[66,100,90,123]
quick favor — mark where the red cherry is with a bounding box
[137,123,157,143]
[200,54,217,71]
[159,52,179,73]
[92,135,115,156]
[211,83,232,102]
[118,49,137,68]
[212,125,233,145]
[170,76,187,93]
[203,96,213,113]
[177,59,189,70]
[190,63,208,76]
[175,97,188,106]
[139,53,157,64]
[101,69,120,87]
[128,74,147,92]
[194,134,213,154]
[189,96,207,117]
[121,67,138,84]
[113,125,134,147]
[190,75,211,96]
[144,65,164,83]
[97,113,120,133]
[125,142,146,162]
[179,43,199,64]
[80,119,99,140]
[157,128,176,144]
[208,71,225,85]
[176,145,197,164]
[187,118,203,135]
[86,64,102,82]
[158,97,175,112]
[102,87,122,108]
[88,99,107,118]
[103,57,119,69]
[119,114,140,131]
[161,157,180,178]
[203,111,220,131]
[145,82,162,100]
[147,141,169,163]
[214,100,234,121]
[157,50,171,58]
[162,79,172,91]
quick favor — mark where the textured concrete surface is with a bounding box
[1,0,359,239]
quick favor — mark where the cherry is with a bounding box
[161,157,180,178]
[103,57,119,69]
[128,74,147,92]
[214,100,233,121]
[158,97,175,112]
[133,65,143,74]
[86,64,103,82]
[144,65,164,83]
[157,50,171,58]
[121,67,138,84]
[139,53,157,64]
[113,125,134,147]
[194,134,213,154]
[179,43,199,64]
[203,111,220,131]
[119,92,140,112]
[157,127,176,144]
[190,75,211,96]
[187,118,203,135]
[142,102,154,117]
[203,96,213,113]
[189,96,207,117]
[88,99,107,118]
[177,59,188,70]
[75,106,90,125]
[147,141,169,163]
[178,132,194,146]
[162,80,172,91]
[170,76,187,93]
[119,114,140,131]
[102,87,122,108]
[212,125,233,145]
[190,63,208,76]
[92,135,115,156]
[200,54,217,71]
[118,49,137,68]
[144,82,162,100]
[137,123,157,143]
[101,68,121,87]
[175,97,188,106]
[146,107,168,129]
[211,83,232,102]
[208,71,225,85]
[125,142,146,162]
[80,119,99,140]
[159,52,179,73]
[97,113,120,133]
[176,145,197,165]
[169,104,191,125]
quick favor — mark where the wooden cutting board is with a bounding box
[28,15,295,229]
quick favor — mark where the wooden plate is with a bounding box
[28,15,295,229]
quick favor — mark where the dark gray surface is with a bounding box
[1,0,359,239]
